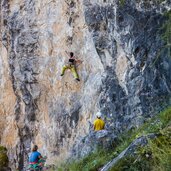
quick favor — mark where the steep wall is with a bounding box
[0,0,171,169]
[84,0,171,131]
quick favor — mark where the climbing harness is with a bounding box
[27,157,46,171]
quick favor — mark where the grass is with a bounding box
[57,149,114,171]
[110,127,171,171]
[56,107,171,171]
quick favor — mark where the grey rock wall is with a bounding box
[1,0,40,169]
[84,0,171,132]
[0,0,170,169]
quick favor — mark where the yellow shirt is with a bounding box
[94,118,105,131]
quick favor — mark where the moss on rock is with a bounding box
[0,146,8,168]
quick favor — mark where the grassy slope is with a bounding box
[57,107,171,171]
[110,107,171,171]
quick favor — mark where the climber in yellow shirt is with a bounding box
[93,112,105,131]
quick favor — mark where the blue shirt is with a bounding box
[29,151,41,163]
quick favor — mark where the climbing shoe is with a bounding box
[76,78,80,81]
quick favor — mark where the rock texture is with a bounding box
[71,130,117,159]
[0,0,171,169]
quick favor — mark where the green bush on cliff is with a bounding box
[0,146,8,168]
[119,0,125,6]
[153,10,171,64]
[119,0,166,6]
[162,10,171,58]
[57,149,113,171]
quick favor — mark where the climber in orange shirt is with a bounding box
[93,112,105,131]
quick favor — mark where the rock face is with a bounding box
[71,130,117,159]
[0,0,171,169]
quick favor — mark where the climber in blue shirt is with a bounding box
[28,145,47,170]
[29,145,42,164]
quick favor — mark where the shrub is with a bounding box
[0,146,8,168]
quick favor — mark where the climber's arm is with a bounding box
[75,58,83,64]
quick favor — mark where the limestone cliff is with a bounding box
[0,0,171,170]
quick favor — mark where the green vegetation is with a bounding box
[57,107,171,171]
[110,127,171,171]
[119,0,125,6]
[109,107,171,171]
[162,10,171,58]
[119,0,166,6]
[57,148,114,171]
[0,146,8,168]
[155,0,166,3]
[152,10,171,65]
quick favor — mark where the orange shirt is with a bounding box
[94,118,105,131]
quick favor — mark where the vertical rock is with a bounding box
[0,0,171,169]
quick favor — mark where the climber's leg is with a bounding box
[71,66,80,81]
[61,65,68,76]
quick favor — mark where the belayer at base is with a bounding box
[61,52,82,81]
[28,145,46,170]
